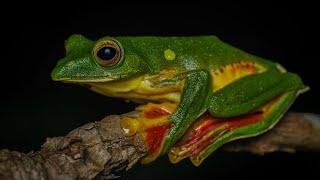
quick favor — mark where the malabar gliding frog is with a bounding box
[51,35,307,165]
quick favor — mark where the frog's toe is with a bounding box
[120,102,177,164]
[168,112,264,166]
[168,115,229,165]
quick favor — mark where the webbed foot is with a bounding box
[169,91,298,166]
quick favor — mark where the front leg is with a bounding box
[162,70,211,153]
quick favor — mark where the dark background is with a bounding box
[1,2,319,179]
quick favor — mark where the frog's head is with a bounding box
[51,35,157,99]
[51,34,150,83]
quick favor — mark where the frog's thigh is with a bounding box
[207,70,303,118]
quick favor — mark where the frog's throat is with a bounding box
[82,70,185,103]
[119,92,290,165]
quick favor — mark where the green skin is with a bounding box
[52,35,306,162]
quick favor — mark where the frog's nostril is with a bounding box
[51,61,69,81]
[51,66,63,81]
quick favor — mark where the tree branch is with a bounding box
[0,112,147,180]
[223,112,320,153]
[0,112,319,179]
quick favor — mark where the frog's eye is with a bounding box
[93,39,123,67]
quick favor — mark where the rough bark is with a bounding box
[0,112,319,180]
[0,112,147,180]
[223,112,320,153]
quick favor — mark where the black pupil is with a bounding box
[97,46,117,61]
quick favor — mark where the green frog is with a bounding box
[51,35,307,165]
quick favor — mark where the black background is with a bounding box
[1,2,319,179]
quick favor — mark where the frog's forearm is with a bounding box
[162,70,211,153]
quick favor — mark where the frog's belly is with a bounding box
[85,76,184,103]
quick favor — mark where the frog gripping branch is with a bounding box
[51,35,308,166]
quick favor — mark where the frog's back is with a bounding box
[116,36,276,72]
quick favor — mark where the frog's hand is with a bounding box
[162,70,211,154]
[168,71,306,165]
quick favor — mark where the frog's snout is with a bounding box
[51,65,64,81]
[51,58,69,81]
[51,57,83,81]
[51,56,117,83]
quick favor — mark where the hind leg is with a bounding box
[169,70,306,165]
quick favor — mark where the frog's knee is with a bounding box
[206,93,226,118]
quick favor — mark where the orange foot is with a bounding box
[120,102,177,164]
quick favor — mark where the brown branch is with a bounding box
[1,112,320,180]
[0,112,147,180]
[223,112,320,153]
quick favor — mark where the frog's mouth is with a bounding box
[53,77,115,83]
[53,69,185,103]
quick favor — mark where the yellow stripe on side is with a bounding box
[211,61,266,91]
